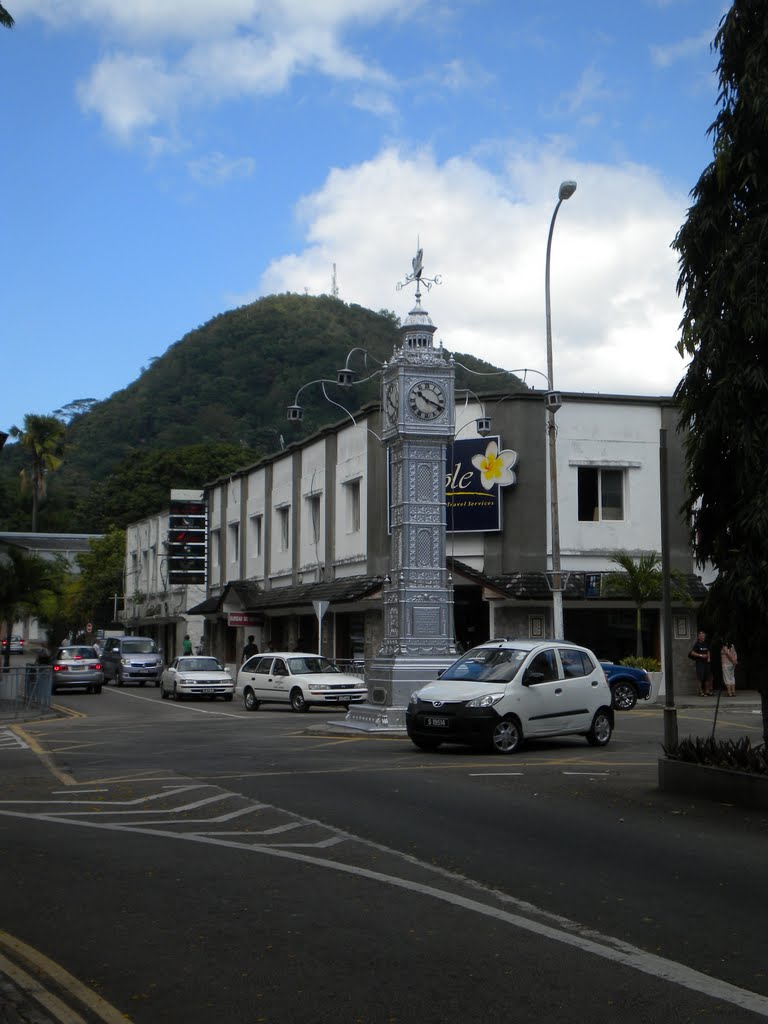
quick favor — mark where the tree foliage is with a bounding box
[0,546,64,664]
[602,552,669,657]
[0,5,13,28]
[81,442,258,531]
[67,529,127,630]
[672,1,768,704]
[9,414,67,531]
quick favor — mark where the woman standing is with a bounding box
[721,641,738,696]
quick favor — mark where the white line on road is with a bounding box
[1,806,767,1017]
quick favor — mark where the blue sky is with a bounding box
[2,0,728,436]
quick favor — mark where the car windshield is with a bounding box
[122,639,157,654]
[57,647,97,661]
[439,647,529,683]
[177,658,222,672]
[287,656,339,675]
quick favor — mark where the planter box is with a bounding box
[658,757,768,810]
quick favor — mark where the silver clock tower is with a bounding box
[347,248,458,731]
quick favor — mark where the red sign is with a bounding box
[227,613,261,627]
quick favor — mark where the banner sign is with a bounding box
[228,612,262,627]
[388,436,519,534]
[446,437,518,533]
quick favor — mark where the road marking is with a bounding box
[1,802,768,1016]
[562,771,610,776]
[107,687,242,716]
[468,772,524,776]
[0,930,130,1024]
[0,728,28,749]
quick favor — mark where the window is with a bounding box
[250,514,263,557]
[211,529,221,567]
[307,494,322,545]
[527,650,559,682]
[277,506,290,551]
[344,479,361,534]
[578,468,624,522]
[228,522,239,562]
[559,648,594,679]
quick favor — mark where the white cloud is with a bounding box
[28,0,415,141]
[258,146,689,397]
[187,152,256,184]
[650,27,715,68]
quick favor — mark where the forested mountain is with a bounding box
[1,293,515,533]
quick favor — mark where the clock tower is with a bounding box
[347,248,458,730]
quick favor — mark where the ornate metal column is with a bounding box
[345,249,458,731]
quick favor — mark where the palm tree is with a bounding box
[0,545,55,667]
[601,551,665,658]
[9,414,67,532]
[0,5,14,28]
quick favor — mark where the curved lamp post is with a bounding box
[545,180,577,640]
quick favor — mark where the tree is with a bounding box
[9,414,67,531]
[0,5,13,28]
[0,546,58,666]
[602,552,665,657]
[672,0,768,736]
[69,529,126,630]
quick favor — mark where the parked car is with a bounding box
[1,636,24,654]
[101,635,162,686]
[601,662,652,711]
[160,656,234,702]
[51,645,104,694]
[406,639,614,755]
[236,653,368,712]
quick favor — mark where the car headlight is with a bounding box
[465,693,505,708]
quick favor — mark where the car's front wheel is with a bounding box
[611,681,637,711]
[586,709,613,747]
[489,716,522,754]
[160,685,168,700]
[290,688,309,712]
[173,685,183,702]
[243,688,260,712]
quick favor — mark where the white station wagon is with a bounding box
[236,652,367,712]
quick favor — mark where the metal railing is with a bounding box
[335,660,366,679]
[0,665,53,718]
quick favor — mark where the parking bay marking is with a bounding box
[1,804,768,1016]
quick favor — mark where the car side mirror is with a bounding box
[523,670,545,686]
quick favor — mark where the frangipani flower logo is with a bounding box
[471,441,518,491]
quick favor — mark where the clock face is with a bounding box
[385,381,399,424]
[407,380,447,421]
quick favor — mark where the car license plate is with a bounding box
[200,688,213,693]
[424,716,449,728]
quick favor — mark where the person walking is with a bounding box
[689,629,712,696]
[721,641,738,696]
[182,634,193,655]
[242,635,259,662]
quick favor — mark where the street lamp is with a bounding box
[545,179,576,640]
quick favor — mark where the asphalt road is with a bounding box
[1,686,767,1023]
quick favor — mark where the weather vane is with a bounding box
[396,239,442,297]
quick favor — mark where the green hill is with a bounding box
[1,293,517,533]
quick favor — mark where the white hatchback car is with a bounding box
[406,639,614,754]
[160,656,234,702]
[236,652,367,712]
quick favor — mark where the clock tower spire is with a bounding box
[347,246,458,730]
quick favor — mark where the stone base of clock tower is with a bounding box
[339,653,457,732]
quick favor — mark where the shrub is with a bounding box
[663,735,768,774]
[619,655,661,672]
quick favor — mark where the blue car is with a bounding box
[600,663,653,710]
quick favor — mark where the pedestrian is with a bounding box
[721,640,738,696]
[242,634,259,662]
[182,634,193,655]
[689,629,712,696]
